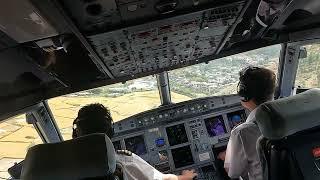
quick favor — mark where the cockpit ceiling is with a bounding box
[61,0,244,33]
[88,2,245,77]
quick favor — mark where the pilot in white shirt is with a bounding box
[221,66,276,180]
[224,108,262,180]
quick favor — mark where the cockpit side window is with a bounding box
[295,43,320,89]
[0,114,42,179]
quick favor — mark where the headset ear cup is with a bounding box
[238,82,248,100]
[72,130,76,138]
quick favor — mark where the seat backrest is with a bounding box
[21,133,116,180]
[255,88,320,180]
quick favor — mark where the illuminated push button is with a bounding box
[313,147,320,158]
[312,147,320,171]
[159,114,163,119]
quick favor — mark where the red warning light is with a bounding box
[312,147,320,158]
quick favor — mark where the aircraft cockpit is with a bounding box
[1,0,320,179]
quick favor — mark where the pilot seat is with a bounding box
[21,133,118,180]
[255,88,320,180]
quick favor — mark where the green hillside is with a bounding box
[296,44,320,88]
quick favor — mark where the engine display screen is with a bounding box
[204,115,226,137]
[125,135,147,156]
[166,124,188,146]
[171,145,194,168]
[227,110,246,129]
[112,140,121,150]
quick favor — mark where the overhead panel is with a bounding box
[89,1,245,77]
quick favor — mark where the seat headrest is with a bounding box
[21,133,116,180]
[256,88,320,140]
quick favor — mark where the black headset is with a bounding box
[237,66,261,102]
[72,116,114,138]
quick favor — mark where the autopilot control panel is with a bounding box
[112,95,247,179]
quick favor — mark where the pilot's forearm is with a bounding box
[162,172,196,180]
[162,174,179,180]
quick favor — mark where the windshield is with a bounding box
[49,45,281,140]
[169,44,281,102]
[48,76,161,140]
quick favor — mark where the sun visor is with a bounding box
[0,0,58,43]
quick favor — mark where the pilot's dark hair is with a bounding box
[237,66,276,105]
[72,103,114,138]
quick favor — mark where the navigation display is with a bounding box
[204,115,226,137]
[227,110,246,129]
[112,140,121,150]
[125,135,147,156]
[166,124,188,146]
[171,146,194,168]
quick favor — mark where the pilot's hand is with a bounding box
[178,169,198,180]
[159,153,168,161]
[218,151,226,161]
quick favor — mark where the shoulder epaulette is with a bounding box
[117,149,132,156]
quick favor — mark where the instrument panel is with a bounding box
[112,95,247,179]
